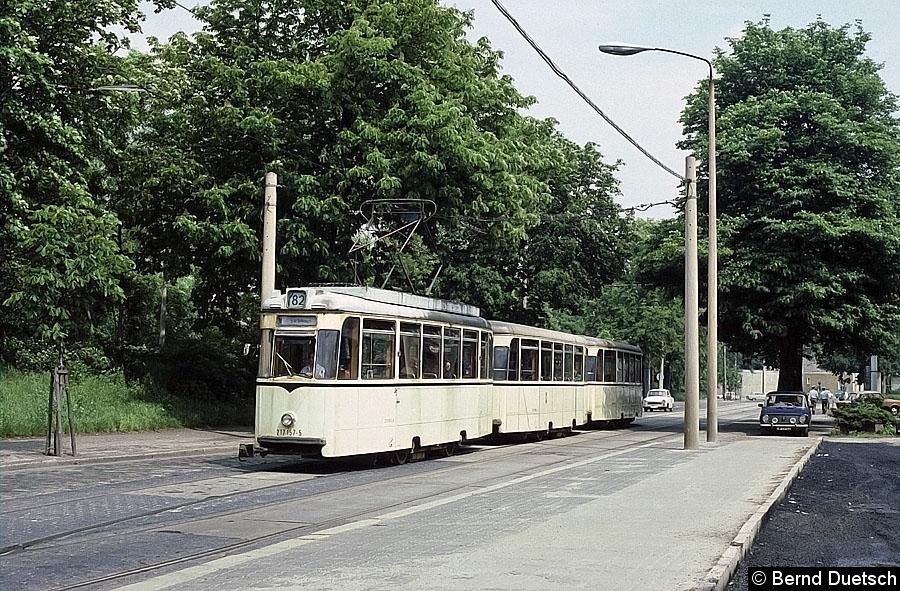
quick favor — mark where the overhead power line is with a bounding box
[488,0,685,181]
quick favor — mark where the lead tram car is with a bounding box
[253,286,494,464]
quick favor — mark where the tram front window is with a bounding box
[273,334,316,378]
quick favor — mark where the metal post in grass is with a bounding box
[60,361,76,456]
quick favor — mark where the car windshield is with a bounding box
[648,390,667,396]
[766,395,804,407]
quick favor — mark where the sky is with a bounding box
[135,1,900,218]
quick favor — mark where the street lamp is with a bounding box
[598,42,718,444]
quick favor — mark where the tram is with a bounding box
[254,286,493,461]
[253,285,642,462]
[490,322,643,438]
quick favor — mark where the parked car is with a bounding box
[758,391,811,436]
[643,388,674,412]
[746,392,766,401]
[853,391,900,416]
[834,390,854,408]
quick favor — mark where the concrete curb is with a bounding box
[0,444,248,471]
[693,436,822,591]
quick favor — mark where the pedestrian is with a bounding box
[808,388,818,414]
[818,387,830,415]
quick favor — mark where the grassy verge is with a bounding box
[0,369,252,438]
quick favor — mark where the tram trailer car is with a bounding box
[254,286,494,462]
[490,322,642,438]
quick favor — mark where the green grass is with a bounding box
[0,369,252,438]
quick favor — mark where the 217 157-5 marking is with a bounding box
[276,428,300,437]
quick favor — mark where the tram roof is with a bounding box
[488,320,641,353]
[263,286,489,327]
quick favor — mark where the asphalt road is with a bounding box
[729,439,900,590]
[0,402,746,591]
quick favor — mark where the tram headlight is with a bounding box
[280,413,295,428]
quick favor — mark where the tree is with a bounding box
[0,0,141,355]
[116,0,564,329]
[679,19,900,391]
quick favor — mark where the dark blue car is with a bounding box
[758,392,811,437]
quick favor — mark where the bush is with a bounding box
[832,398,898,436]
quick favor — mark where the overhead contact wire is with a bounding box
[488,0,685,181]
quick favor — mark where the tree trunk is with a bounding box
[776,339,803,391]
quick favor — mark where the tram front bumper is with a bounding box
[257,436,327,457]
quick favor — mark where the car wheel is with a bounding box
[891,406,899,417]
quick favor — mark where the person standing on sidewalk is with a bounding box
[819,388,830,415]
[808,388,818,414]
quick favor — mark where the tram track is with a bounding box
[2,423,652,556]
[4,405,746,558]
[7,405,754,591]
[48,426,690,591]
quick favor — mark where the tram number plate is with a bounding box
[276,428,301,437]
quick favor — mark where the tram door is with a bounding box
[355,319,399,451]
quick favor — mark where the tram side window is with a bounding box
[462,330,478,378]
[616,351,624,383]
[584,354,597,382]
[273,333,315,378]
[422,325,442,379]
[315,330,339,379]
[553,343,564,382]
[520,339,539,381]
[564,344,574,381]
[493,346,509,381]
[480,332,491,379]
[540,341,553,380]
[338,317,360,380]
[443,328,461,379]
[362,319,395,380]
[602,350,616,383]
[574,346,584,381]
[507,338,519,381]
[399,323,421,379]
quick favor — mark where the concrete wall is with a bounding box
[740,368,779,395]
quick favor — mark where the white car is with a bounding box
[643,389,674,412]
[746,392,766,401]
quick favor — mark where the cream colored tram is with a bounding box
[255,286,493,461]
[584,339,643,426]
[489,322,598,437]
[490,322,643,436]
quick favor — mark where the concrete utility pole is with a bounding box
[684,156,701,450]
[262,172,278,301]
[659,355,665,389]
[706,76,718,443]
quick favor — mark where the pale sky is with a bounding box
[134,1,900,218]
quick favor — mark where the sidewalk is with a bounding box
[0,427,253,469]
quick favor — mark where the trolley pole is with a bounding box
[684,156,701,450]
[262,172,278,301]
